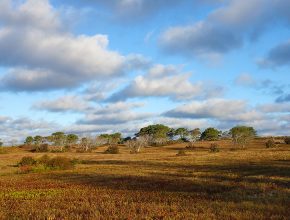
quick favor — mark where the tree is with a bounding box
[229,126,256,148]
[0,139,3,147]
[80,137,94,152]
[136,124,171,142]
[51,132,66,146]
[126,135,150,153]
[200,127,221,141]
[190,128,201,142]
[33,136,43,146]
[66,134,79,146]
[99,133,122,146]
[175,128,189,139]
[109,133,122,145]
[24,136,34,145]
[167,128,175,140]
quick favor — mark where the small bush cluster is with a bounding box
[33,144,49,152]
[176,149,187,156]
[18,155,75,173]
[104,145,120,154]
[50,149,65,153]
[185,142,195,150]
[285,137,290,145]
[46,156,74,170]
[0,147,8,154]
[76,148,92,153]
[209,143,220,153]
[265,139,276,148]
[18,156,36,166]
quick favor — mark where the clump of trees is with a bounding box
[229,126,256,148]
[265,139,276,148]
[18,155,75,173]
[200,127,221,141]
[20,124,261,154]
[285,137,290,145]
[209,143,220,153]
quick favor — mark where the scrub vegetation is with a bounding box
[0,125,289,219]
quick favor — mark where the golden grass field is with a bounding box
[0,139,289,219]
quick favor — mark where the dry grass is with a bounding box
[0,139,289,219]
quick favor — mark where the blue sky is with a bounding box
[0,0,290,143]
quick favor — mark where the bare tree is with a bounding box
[126,135,150,153]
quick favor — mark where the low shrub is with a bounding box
[185,142,195,150]
[38,154,50,164]
[46,156,74,170]
[18,156,36,166]
[0,147,8,154]
[167,140,183,145]
[17,155,74,173]
[285,137,290,144]
[104,145,120,154]
[76,148,92,153]
[265,139,276,148]
[50,149,65,153]
[176,149,187,156]
[209,143,220,153]
[19,165,33,174]
[33,144,49,152]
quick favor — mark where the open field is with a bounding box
[0,139,289,219]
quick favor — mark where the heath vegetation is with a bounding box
[0,124,289,219]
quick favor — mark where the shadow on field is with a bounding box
[80,159,290,178]
[43,158,290,201]
[46,172,236,195]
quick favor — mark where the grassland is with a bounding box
[0,139,289,219]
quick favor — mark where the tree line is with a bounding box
[20,125,257,152]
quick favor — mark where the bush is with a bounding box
[46,156,74,170]
[104,145,120,154]
[76,148,92,153]
[19,165,33,174]
[265,139,276,148]
[18,156,36,166]
[50,149,65,153]
[185,142,195,150]
[176,149,187,156]
[285,137,290,144]
[209,143,220,153]
[0,147,8,154]
[34,144,49,152]
[38,154,50,164]
[18,155,74,173]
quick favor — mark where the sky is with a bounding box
[0,0,290,144]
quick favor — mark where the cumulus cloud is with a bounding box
[162,98,290,135]
[163,99,263,122]
[0,0,126,91]
[276,94,290,103]
[160,0,290,58]
[76,0,180,22]
[33,95,93,113]
[0,115,59,144]
[108,64,223,102]
[258,40,290,68]
[77,101,152,125]
[234,73,257,87]
[258,103,290,113]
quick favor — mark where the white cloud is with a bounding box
[0,115,60,144]
[164,99,263,122]
[234,73,257,87]
[108,64,223,101]
[0,0,125,91]
[160,0,290,58]
[33,95,92,113]
[258,103,290,113]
